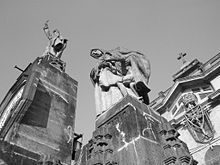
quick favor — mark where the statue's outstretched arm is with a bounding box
[43,20,52,40]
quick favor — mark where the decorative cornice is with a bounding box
[172,59,202,81]
[208,89,220,100]
[152,53,220,113]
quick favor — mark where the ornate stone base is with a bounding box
[75,95,197,165]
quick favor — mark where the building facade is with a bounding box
[149,53,220,164]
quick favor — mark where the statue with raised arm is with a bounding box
[43,20,68,59]
[90,47,151,116]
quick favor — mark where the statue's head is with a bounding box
[181,93,198,110]
[90,49,104,59]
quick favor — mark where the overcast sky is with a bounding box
[1,0,220,143]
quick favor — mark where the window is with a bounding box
[199,92,212,100]
[172,106,177,115]
[202,85,212,91]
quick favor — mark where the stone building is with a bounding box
[149,53,220,164]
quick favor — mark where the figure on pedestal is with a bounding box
[42,20,68,59]
[90,47,151,116]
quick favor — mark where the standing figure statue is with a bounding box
[90,47,151,116]
[43,20,68,59]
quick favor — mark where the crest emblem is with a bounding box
[181,93,214,144]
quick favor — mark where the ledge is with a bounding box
[95,94,160,128]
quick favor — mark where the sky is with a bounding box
[0,0,220,143]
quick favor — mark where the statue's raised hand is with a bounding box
[44,20,49,29]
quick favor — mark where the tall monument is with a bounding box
[0,23,77,165]
[74,48,197,165]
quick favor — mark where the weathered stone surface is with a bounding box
[76,95,196,165]
[90,47,151,116]
[0,55,78,165]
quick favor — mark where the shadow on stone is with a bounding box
[21,80,51,128]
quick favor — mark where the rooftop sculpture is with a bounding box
[42,20,68,59]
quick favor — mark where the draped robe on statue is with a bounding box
[90,47,151,116]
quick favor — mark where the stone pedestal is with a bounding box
[0,55,78,165]
[76,95,197,165]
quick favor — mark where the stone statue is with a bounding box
[43,20,68,59]
[181,93,214,143]
[90,47,151,116]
